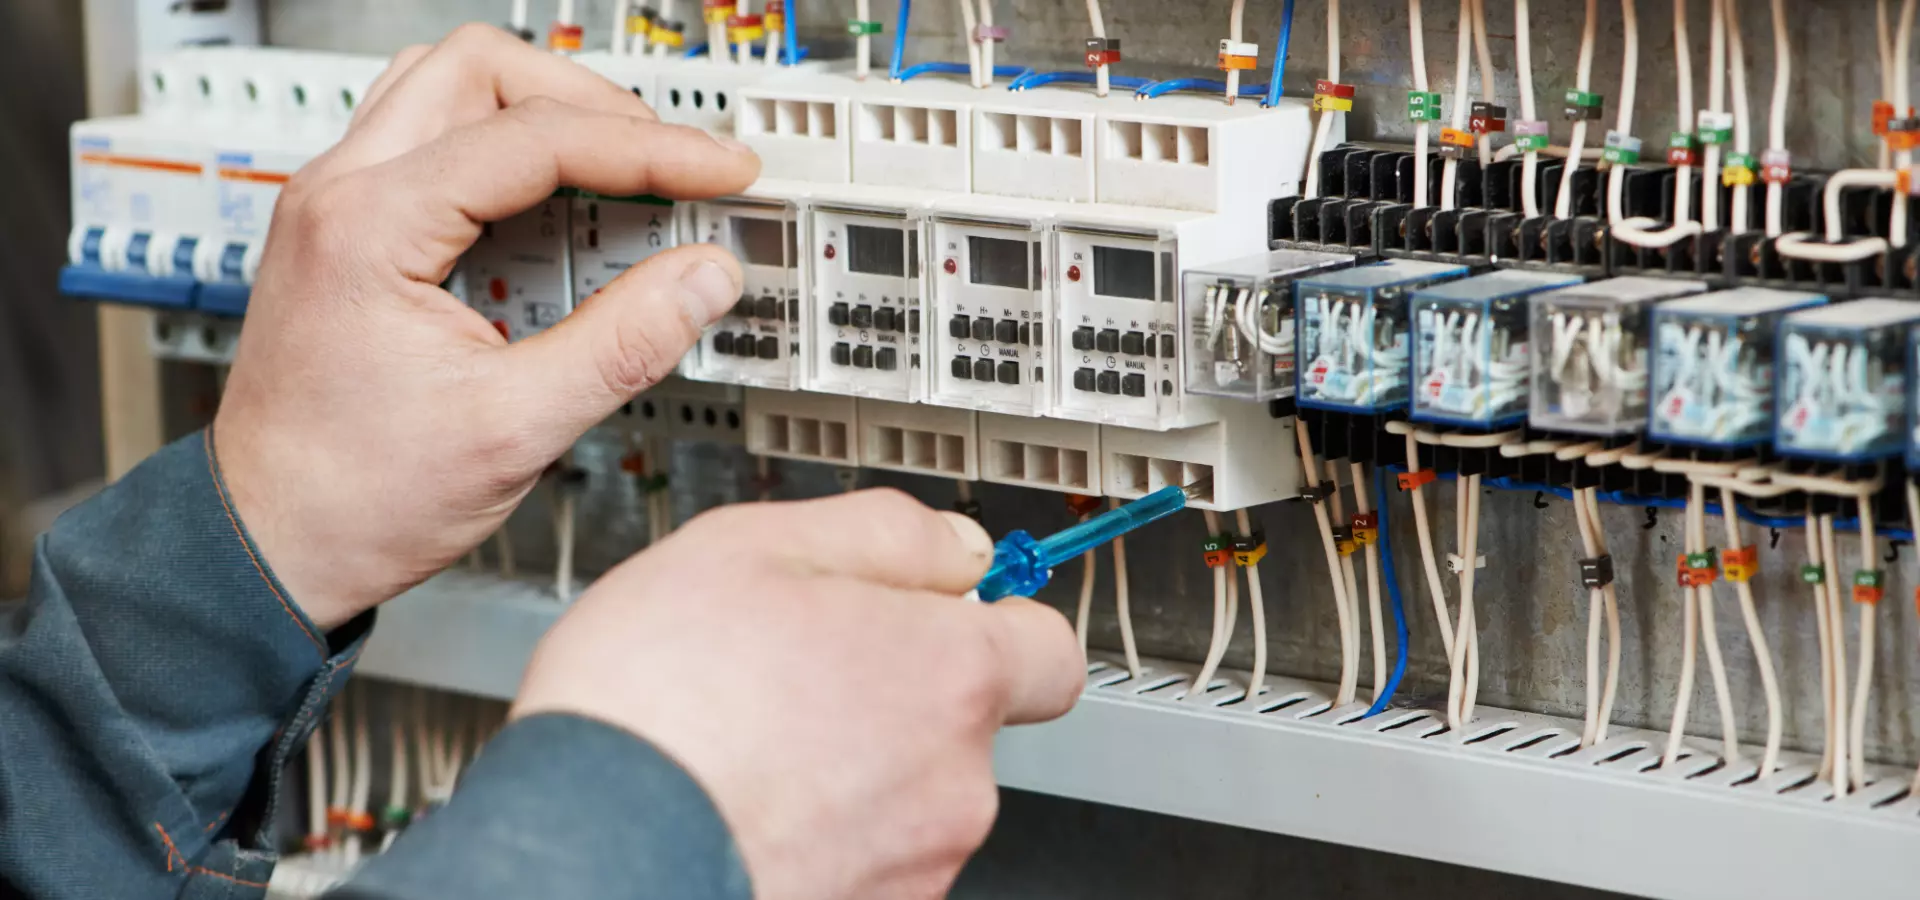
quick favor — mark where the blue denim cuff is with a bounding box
[335,713,753,900]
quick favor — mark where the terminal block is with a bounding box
[1411,270,1584,429]
[1527,277,1708,435]
[1775,299,1920,463]
[1182,249,1356,403]
[1648,288,1827,449]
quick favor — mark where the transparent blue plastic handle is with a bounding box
[973,485,1194,603]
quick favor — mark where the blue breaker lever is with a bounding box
[971,481,1210,603]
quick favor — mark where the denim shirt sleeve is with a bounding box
[0,430,370,899]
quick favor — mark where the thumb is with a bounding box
[495,243,742,456]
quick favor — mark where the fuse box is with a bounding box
[1774,299,1920,463]
[1295,260,1470,414]
[461,196,574,342]
[925,196,1054,417]
[1648,288,1828,449]
[1410,270,1584,429]
[1181,249,1356,404]
[1526,277,1708,435]
[683,183,808,390]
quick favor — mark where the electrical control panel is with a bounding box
[1526,277,1708,435]
[926,197,1054,417]
[1774,299,1920,463]
[462,197,575,342]
[1182,250,1357,403]
[684,184,808,390]
[1410,270,1584,429]
[1648,288,1827,449]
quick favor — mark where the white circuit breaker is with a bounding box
[683,182,808,389]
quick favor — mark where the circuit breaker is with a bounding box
[62,118,210,309]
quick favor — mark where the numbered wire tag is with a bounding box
[379,806,412,831]
[1469,101,1509,134]
[1202,534,1234,568]
[1408,91,1444,122]
[975,24,1009,42]
[1721,545,1759,582]
[1397,469,1437,490]
[1874,100,1897,137]
[1601,131,1642,165]
[1579,554,1615,588]
[1513,119,1551,152]
[1084,36,1121,66]
[627,6,658,34]
[763,1,785,30]
[704,0,733,23]
[1722,153,1758,187]
[1219,39,1261,71]
[1332,525,1357,557]
[1064,494,1104,517]
[1853,569,1886,604]
[1696,110,1734,146]
[846,18,884,35]
[1563,89,1605,122]
[1799,563,1825,585]
[1438,127,1476,160]
[1760,149,1793,185]
[1666,131,1701,167]
[726,13,765,43]
[1350,512,1379,546]
[649,20,688,46]
[1888,117,1920,152]
[1232,532,1269,567]
[547,22,585,51]
[1313,79,1356,111]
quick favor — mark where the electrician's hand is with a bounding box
[212,24,760,630]
[512,490,1084,900]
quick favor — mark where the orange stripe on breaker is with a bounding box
[78,153,204,175]
[218,168,293,185]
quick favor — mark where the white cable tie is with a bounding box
[1446,552,1488,573]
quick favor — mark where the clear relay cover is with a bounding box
[1648,288,1827,449]
[1182,249,1356,403]
[1295,259,1470,414]
[1411,270,1583,428]
[1775,299,1920,463]
[1527,277,1708,435]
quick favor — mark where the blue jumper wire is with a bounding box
[974,482,1208,603]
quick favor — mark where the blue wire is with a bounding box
[1135,78,1269,100]
[897,62,1033,82]
[784,0,800,65]
[1365,467,1411,717]
[684,41,811,61]
[1263,0,1297,108]
[889,0,910,81]
[1009,70,1153,91]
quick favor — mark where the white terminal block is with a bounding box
[577,49,828,135]
[1095,93,1320,214]
[1100,401,1301,511]
[684,180,809,389]
[737,82,851,182]
[463,196,574,342]
[978,413,1104,495]
[625,377,747,446]
[569,190,677,303]
[741,74,981,191]
[744,387,860,465]
[806,183,956,402]
[857,398,979,479]
[970,89,1099,203]
[925,194,1056,417]
[1052,203,1266,430]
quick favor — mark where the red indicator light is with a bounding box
[488,278,507,301]
[1067,265,1081,282]
[824,244,837,260]
[943,258,958,275]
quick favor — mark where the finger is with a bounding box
[737,491,998,594]
[335,99,758,284]
[350,44,433,127]
[975,598,1084,726]
[492,243,742,453]
[326,23,657,174]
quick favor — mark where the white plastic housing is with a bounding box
[977,413,1103,495]
[628,377,747,445]
[69,117,211,275]
[745,388,860,465]
[684,187,807,390]
[1095,95,1321,214]
[569,191,677,304]
[857,399,978,478]
[805,184,952,402]
[970,89,1099,203]
[737,84,850,183]
[573,50,661,110]
[149,312,240,364]
[925,196,1055,417]
[462,197,573,342]
[197,136,321,285]
[1100,402,1301,511]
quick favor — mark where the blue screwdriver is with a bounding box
[970,480,1212,603]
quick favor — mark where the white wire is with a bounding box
[494,527,517,579]
[1227,0,1247,102]
[1412,0,1432,208]
[1821,515,1850,797]
[1879,0,1895,171]
[1351,463,1385,703]
[1604,0,1639,227]
[1701,0,1726,231]
[1776,169,1899,262]
[1297,428,1357,708]
[1236,508,1270,701]
[511,0,530,31]
[554,472,576,601]
[1469,0,1496,167]
[1587,489,1622,743]
[1516,0,1541,218]
[1719,488,1782,775]
[1190,509,1232,703]
[1574,487,1605,746]
[1890,0,1916,248]
[1808,512,1838,781]
[1439,0,1472,212]
[558,0,576,25]
[1088,0,1111,96]
[328,691,350,859]
[1327,459,1362,707]
[1690,484,1742,765]
[958,0,983,87]
[1725,0,1753,233]
[346,689,372,867]
[1614,0,1704,248]
[1302,0,1342,200]
[854,0,873,78]
[610,0,629,54]
[1404,433,1456,659]
[1112,498,1142,679]
[765,0,784,66]
[1848,499,1878,792]
[1074,513,1097,652]
[306,721,328,848]
[1446,475,1484,727]
[1555,0,1600,218]
[979,0,997,87]
[1764,0,1788,236]
[1662,493,1701,768]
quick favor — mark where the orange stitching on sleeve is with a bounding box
[202,432,327,657]
[187,866,269,888]
[153,823,185,873]
[203,809,231,832]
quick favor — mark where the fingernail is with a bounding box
[941,512,995,561]
[679,261,741,325]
